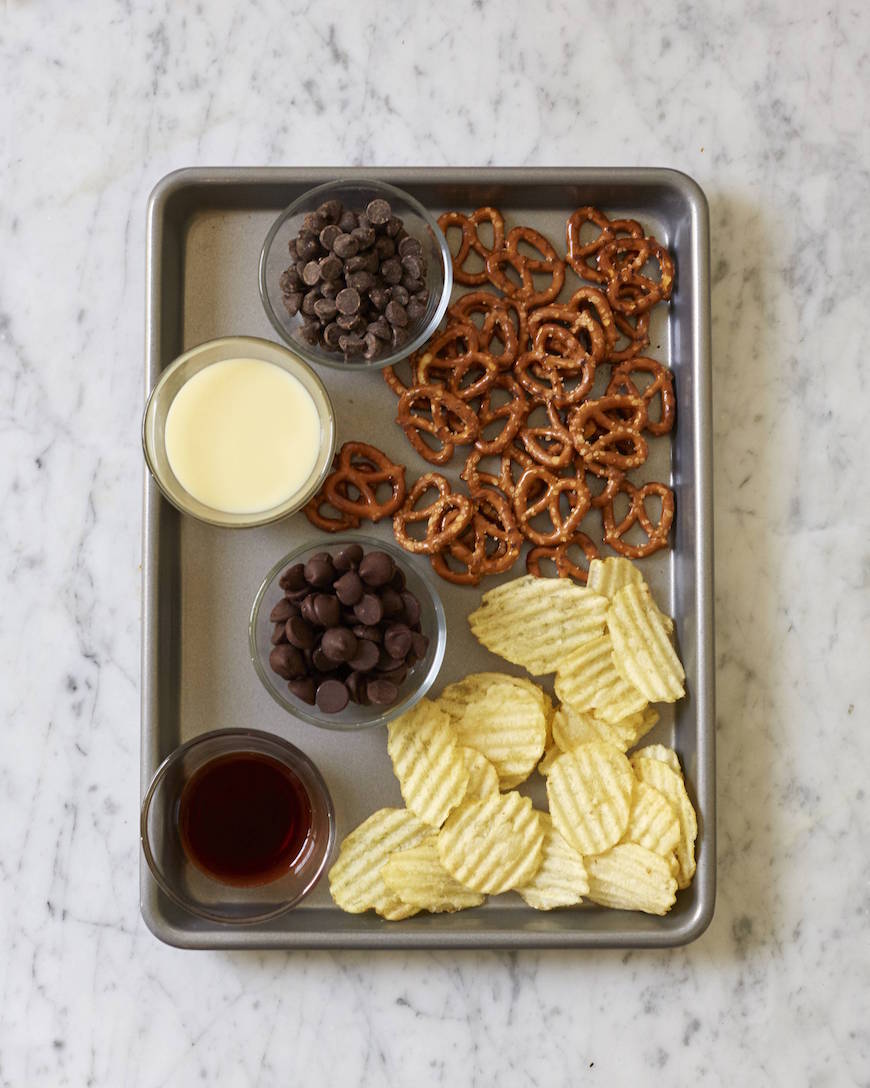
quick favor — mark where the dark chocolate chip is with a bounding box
[352,623,382,643]
[316,678,349,713]
[280,267,302,291]
[302,260,322,286]
[363,333,380,359]
[332,233,359,260]
[401,255,423,280]
[319,254,343,281]
[391,326,409,349]
[300,593,319,625]
[380,587,404,617]
[398,236,423,258]
[344,254,368,273]
[346,269,374,293]
[385,300,408,327]
[279,563,307,591]
[313,297,338,322]
[368,316,391,340]
[304,555,336,587]
[384,623,413,660]
[334,570,364,605]
[375,236,396,260]
[271,622,288,646]
[297,233,321,261]
[283,292,303,316]
[365,198,391,225]
[359,550,394,586]
[336,287,361,315]
[269,643,306,680]
[412,632,429,659]
[323,321,342,348]
[312,646,339,672]
[287,238,299,259]
[415,286,431,306]
[401,273,424,294]
[318,199,343,224]
[338,210,358,233]
[351,226,376,250]
[288,677,316,705]
[348,638,379,672]
[387,284,409,306]
[313,593,342,628]
[346,670,370,705]
[400,590,422,626]
[319,224,342,250]
[320,279,339,299]
[407,297,426,321]
[285,615,316,650]
[369,287,389,312]
[381,257,402,285]
[386,216,402,238]
[366,677,398,705]
[303,211,327,234]
[321,626,358,663]
[270,597,297,623]
[334,543,364,571]
[301,288,321,316]
[339,333,365,354]
[354,592,384,626]
[390,567,407,591]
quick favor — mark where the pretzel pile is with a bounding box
[305,207,676,585]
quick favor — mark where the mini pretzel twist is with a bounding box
[526,532,600,584]
[396,384,480,465]
[600,479,674,558]
[431,488,522,585]
[438,207,506,287]
[513,466,591,546]
[486,226,566,307]
[320,441,407,522]
[607,357,676,437]
[392,473,474,554]
[568,394,649,470]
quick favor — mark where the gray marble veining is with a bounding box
[1,0,869,1084]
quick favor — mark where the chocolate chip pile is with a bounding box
[268,543,429,714]
[279,197,430,361]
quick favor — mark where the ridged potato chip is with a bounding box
[460,746,500,801]
[468,576,608,675]
[554,635,647,723]
[387,700,470,828]
[631,743,682,777]
[588,558,674,633]
[329,808,429,917]
[609,584,685,702]
[546,743,634,855]
[437,673,548,788]
[516,813,589,910]
[620,781,681,861]
[381,836,485,912]
[586,843,677,915]
[438,791,544,894]
[587,557,643,597]
[632,757,697,889]
[552,704,649,754]
[538,743,561,777]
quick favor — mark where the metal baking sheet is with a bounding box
[142,167,714,949]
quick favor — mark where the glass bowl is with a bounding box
[250,535,447,731]
[142,336,336,528]
[258,179,453,371]
[140,729,335,925]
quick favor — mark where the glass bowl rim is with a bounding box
[249,534,447,731]
[258,177,453,371]
[140,727,336,925]
[142,335,337,529]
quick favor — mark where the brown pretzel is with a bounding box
[486,227,566,307]
[321,442,406,522]
[396,385,479,465]
[431,488,522,585]
[601,479,674,558]
[417,349,500,402]
[513,467,591,546]
[438,207,506,287]
[499,441,539,495]
[393,473,474,554]
[304,493,362,533]
[569,395,649,470]
[526,300,608,364]
[474,374,529,455]
[607,358,676,437]
[566,208,644,284]
[514,345,597,408]
[448,291,527,366]
[600,237,675,315]
[460,448,501,492]
[610,302,651,363]
[526,532,600,584]
[517,401,574,469]
[585,459,626,510]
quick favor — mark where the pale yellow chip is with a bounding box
[586,843,678,915]
[620,781,681,861]
[554,635,647,723]
[460,746,500,801]
[608,584,685,703]
[552,704,648,754]
[329,808,429,917]
[515,813,589,910]
[437,791,544,893]
[468,575,608,675]
[538,743,561,777]
[387,699,470,828]
[632,758,697,889]
[631,743,682,777]
[436,673,548,788]
[588,558,673,633]
[546,742,634,855]
[381,836,485,913]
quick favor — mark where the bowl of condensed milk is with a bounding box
[143,336,336,527]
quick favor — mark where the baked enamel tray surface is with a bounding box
[142,167,714,948]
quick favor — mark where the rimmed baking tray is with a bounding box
[142,167,714,949]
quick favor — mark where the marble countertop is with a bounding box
[2,0,868,1083]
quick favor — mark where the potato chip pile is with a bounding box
[328,557,697,919]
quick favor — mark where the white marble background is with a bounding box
[2,0,868,1084]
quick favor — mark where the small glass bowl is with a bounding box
[250,535,447,731]
[259,179,453,371]
[142,336,336,528]
[140,729,335,925]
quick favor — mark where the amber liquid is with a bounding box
[178,752,313,886]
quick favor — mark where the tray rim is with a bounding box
[142,165,715,950]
